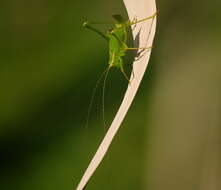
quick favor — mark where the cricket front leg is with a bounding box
[83,22,109,41]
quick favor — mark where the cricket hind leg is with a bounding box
[126,46,153,61]
[135,12,156,60]
[126,46,152,50]
[120,65,132,84]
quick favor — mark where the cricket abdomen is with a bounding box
[108,52,123,69]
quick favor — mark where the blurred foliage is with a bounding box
[0,0,221,190]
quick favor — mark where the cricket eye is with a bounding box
[108,28,114,34]
[83,21,89,27]
[111,30,114,34]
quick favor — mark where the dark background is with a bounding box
[0,0,220,190]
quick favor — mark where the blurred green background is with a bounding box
[0,0,220,190]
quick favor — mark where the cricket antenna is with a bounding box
[85,67,110,131]
[102,65,112,131]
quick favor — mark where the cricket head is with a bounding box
[112,14,125,24]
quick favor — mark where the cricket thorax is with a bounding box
[107,26,127,69]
